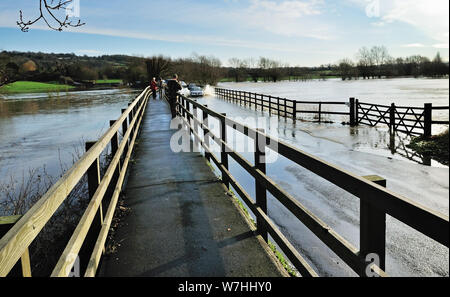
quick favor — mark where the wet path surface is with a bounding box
[99,98,285,277]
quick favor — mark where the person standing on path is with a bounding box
[158,77,163,98]
[167,74,182,118]
[150,77,158,100]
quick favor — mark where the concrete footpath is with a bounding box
[99,97,286,277]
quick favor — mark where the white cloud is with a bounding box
[351,0,449,44]
[402,43,426,48]
[240,0,335,40]
[249,0,322,18]
[433,43,449,49]
[381,0,449,43]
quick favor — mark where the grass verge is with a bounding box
[225,186,298,277]
[407,129,449,165]
[95,79,123,84]
[0,81,74,94]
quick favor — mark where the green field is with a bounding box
[95,79,123,84]
[0,81,75,94]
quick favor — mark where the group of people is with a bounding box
[149,74,182,119]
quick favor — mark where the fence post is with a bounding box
[293,101,297,121]
[360,175,387,275]
[110,120,121,186]
[269,96,272,115]
[424,103,432,138]
[318,103,322,123]
[254,128,268,243]
[220,113,229,190]
[109,121,119,158]
[349,97,355,126]
[121,109,129,161]
[85,142,101,202]
[355,99,359,125]
[0,215,31,277]
[390,103,396,134]
[277,97,280,116]
[85,141,105,263]
[193,104,199,150]
[203,105,211,163]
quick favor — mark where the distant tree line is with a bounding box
[0,51,225,87]
[337,46,448,80]
[1,46,448,88]
[225,47,448,83]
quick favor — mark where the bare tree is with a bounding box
[145,55,171,81]
[228,57,247,82]
[17,0,85,32]
[338,58,355,80]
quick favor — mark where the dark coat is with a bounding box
[167,79,182,99]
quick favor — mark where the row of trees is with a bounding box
[1,47,448,87]
[0,51,226,87]
[227,57,289,82]
[338,46,448,80]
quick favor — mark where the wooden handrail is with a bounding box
[177,94,448,277]
[0,87,151,277]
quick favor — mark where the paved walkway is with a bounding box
[99,97,285,277]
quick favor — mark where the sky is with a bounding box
[0,0,448,66]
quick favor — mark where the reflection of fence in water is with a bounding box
[389,132,432,166]
[351,127,433,166]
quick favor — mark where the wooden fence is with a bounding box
[177,94,449,277]
[0,87,151,277]
[356,101,449,137]
[215,88,350,123]
[215,88,449,137]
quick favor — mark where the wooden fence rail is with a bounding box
[177,93,448,277]
[215,88,449,137]
[215,88,349,123]
[356,101,449,137]
[0,87,151,277]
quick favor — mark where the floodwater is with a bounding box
[0,89,140,188]
[195,77,449,277]
[0,78,448,276]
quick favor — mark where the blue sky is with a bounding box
[0,0,448,66]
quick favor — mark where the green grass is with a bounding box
[95,79,123,84]
[407,129,449,165]
[226,187,297,277]
[0,81,74,94]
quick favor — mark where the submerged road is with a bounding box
[99,97,286,277]
[195,94,449,277]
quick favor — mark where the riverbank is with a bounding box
[0,81,75,94]
[0,80,125,94]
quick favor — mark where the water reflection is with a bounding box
[388,132,432,166]
[0,89,140,186]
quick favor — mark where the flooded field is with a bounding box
[196,77,449,277]
[0,88,140,187]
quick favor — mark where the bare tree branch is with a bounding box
[17,0,85,32]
